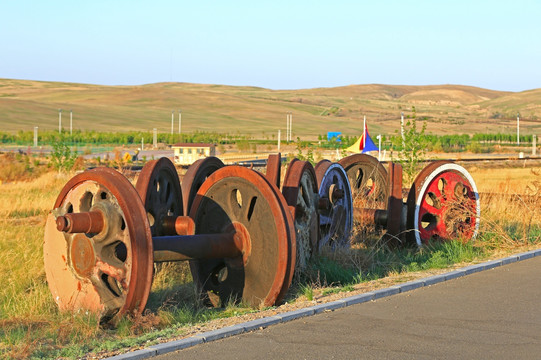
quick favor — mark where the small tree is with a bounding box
[50,135,77,172]
[392,107,428,183]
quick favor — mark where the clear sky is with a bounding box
[1,0,539,92]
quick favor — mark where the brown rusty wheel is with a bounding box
[182,157,224,215]
[136,158,183,236]
[44,168,153,324]
[315,160,353,250]
[282,159,319,275]
[189,166,295,308]
[382,162,404,246]
[265,153,282,188]
[406,161,480,246]
[338,154,388,208]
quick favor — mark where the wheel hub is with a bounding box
[70,234,96,278]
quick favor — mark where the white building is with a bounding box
[172,143,216,165]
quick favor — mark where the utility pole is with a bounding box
[153,128,157,148]
[290,112,293,141]
[363,116,366,150]
[58,109,62,133]
[286,113,290,142]
[171,110,174,135]
[517,112,520,146]
[34,126,38,147]
[400,112,405,148]
[141,137,144,151]
[178,109,181,135]
[533,134,537,156]
[70,110,73,136]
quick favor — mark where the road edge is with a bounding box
[107,248,541,360]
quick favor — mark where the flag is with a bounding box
[346,118,379,153]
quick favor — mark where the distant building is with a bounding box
[172,143,216,165]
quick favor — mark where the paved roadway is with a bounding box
[157,256,541,359]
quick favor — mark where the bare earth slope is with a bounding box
[1,78,539,137]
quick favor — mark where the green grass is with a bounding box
[300,240,487,291]
[1,158,540,358]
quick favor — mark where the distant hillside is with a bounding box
[1,79,540,138]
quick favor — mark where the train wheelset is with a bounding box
[43,153,480,323]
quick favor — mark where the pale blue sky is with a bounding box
[1,0,539,91]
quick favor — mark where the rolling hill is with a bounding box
[1,79,540,139]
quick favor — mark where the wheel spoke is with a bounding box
[420,200,443,217]
[95,257,127,284]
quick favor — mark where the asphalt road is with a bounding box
[156,256,541,359]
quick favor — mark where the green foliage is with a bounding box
[50,136,77,172]
[391,107,428,183]
[305,256,359,286]
[299,284,314,300]
[0,129,254,147]
[295,137,316,165]
[236,140,250,152]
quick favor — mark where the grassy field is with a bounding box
[1,79,541,139]
[0,152,540,358]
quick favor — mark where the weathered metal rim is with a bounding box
[51,167,154,321]
[408,162,480,246]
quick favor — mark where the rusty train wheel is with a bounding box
[282,159,319,275]
[182,157,224,215]
[315,160,353,250]
[382,162,404,246]
[189,166,294,308]
[406,161,480,246]
[338,154,388,208]
[136,158,183,236]
[265,153,282,188]
[266,167,297,305]
[44,168,153,324]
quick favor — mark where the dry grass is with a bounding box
[0,153,49,184]
[477,176,541,249]
[468,166,541,194]
[2,78,541,137]
[0,157,540,358]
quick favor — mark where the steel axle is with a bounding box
[56,210,249,263]
[44,163,295,324]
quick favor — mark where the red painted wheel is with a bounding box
[282,159,319,275]
[182,157,224,215]
[406,161,480,246]
[136,158,183,236]
[189,166,295,307]
[44,168,153,324]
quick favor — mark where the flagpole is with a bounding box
[363,115,366,150]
